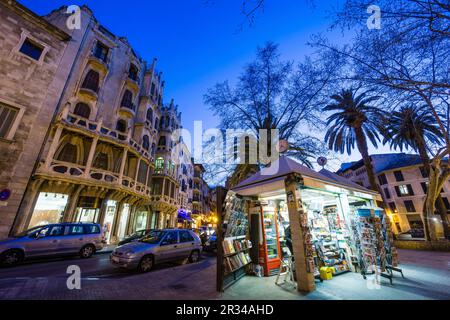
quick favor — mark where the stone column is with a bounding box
[146,209,153,229]
[118,149,128,185]
[126,205,137,235]
[97,192,113,228]
[44,125,64,169]
[134,158,141,189]
[63,185,84,222]
[284,174,315,293]
[83,136,99,178]
[161,178,166,198]
[10,179,45,235]
[111,201,125,243]
[159,212,165,229]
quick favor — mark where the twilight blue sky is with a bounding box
[21,0,398,174]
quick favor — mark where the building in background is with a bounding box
[0,3,211,242]
[151,100,182,230]
[191,163,212,226]
[337,153,448,238]
[0,0,71,239]
[177,141,194,227]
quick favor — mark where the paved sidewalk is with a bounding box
[220,249,450,300]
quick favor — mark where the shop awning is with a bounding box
[232,156,378,196]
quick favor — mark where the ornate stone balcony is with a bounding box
[37,159,152,198]
[61,110,152,161]
[88,51,110,74]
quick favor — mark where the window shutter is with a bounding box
[421,182,428,194]
[0,104,19,138]
[407,185,414,196]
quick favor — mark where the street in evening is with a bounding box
[1,0,450,310]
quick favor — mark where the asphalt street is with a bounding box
[0,251,218,300]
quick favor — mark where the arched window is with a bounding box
[158,136,166,147]
[128,64,139,81]
[154,117,159,129]
[151,143,156,156]
[93,152,109,170]
[57,143,78,163]
[73,103,91,119]
[146,108,153,123]
[121,90,134,110]
[142,135,150,151]
[81,70,100,92]
[116,119,127,133]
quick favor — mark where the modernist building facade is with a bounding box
[0,2,211,242]
[337,153,448,238]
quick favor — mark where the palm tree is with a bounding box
[382,105,448,240]
[324,89,385,191]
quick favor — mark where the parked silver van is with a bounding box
[111,229,202,272]
[0,223,104,267]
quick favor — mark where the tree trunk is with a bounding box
[354,127,379,192]
[416,137,450,240]
[424,165,440,241]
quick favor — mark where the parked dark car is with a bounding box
[118,229,153,246]
[396,228,425,240]
[203,232,217,252]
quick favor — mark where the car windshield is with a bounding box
[139,231,166,244]
[15,226,45,237]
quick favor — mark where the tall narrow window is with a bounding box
[155,157,164,174]
[81,70,100,92]
[116,119,127,133]
[73,103,91,119]
[158,136,166,147]
[378,173,388,185]
[19,38,44,61]
[384,187,391,199]
[93,42,109,62]
[404,200,416,213]
[142,135,150,151]
[146,108,153,123]
[0,103,19,139]
[393,170,404,182]
[121,90,134,110]
[419,166,428,178]
[128,64,138,81]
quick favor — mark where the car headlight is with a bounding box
[123,250,135,257]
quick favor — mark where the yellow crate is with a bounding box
[320,267,333,280]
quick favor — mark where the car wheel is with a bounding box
[138,255,154,273]
[79,244,95,259]
[188,250,200,263]
[1,249,24,267]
